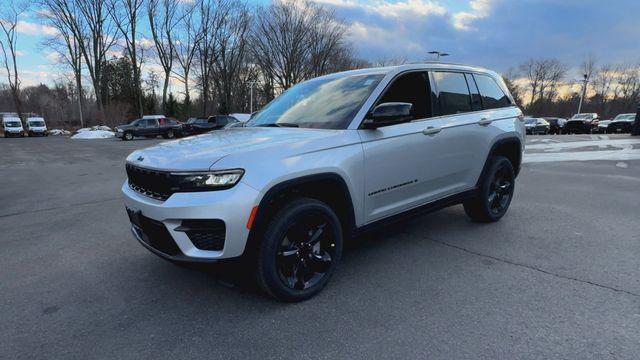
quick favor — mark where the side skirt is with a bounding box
[352,189,477,237]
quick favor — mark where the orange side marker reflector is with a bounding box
[246,206,259,230]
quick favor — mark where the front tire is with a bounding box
[123,131,133,141]
[256,198,343,302]
[464,156,515,222]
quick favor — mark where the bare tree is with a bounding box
[519,58,566,106]
[502,68,523,107]
[195,0,221,115]
[48,0,119,120]
[40,0,86,127]
[0,0,29,120]
[107,0,145,117]
[210,0,251,113]
[373,55,408,67]
[173,0,203,115]
[148,0,179,113]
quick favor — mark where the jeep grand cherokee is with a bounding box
[122,63,525,301]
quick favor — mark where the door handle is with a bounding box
[422,126,441,136]
[478,118,492,126]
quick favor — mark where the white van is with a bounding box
[2,117,24,138]
[26,117,48,136]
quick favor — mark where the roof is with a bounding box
[314,62,501,81]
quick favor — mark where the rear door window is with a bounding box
[433,72,472,115]
[473,74,511,109]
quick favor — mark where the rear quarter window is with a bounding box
[473,74,511,109]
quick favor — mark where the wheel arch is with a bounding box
[477,137,522,187]
[245,172,357,257]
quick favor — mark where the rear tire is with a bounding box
[256,198,343,302]
[464,156,515,222]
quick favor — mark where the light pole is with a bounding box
[577,73,588,115]
[246,81,257,114]
[428,51,449,61]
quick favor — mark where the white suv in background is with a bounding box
[122,63,525,301]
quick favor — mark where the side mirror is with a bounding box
[362,102,413,129]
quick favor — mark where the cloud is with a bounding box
[452,0,491,30]
[314,0,640,74]
[16,20,40,35]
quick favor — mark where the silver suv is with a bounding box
[122,63,525,301]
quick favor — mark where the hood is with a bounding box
[116,124,135,130]
[611,118,636,124]
[126,127,344,171]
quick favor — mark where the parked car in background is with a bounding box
[542,117,567,134]
[26,117,48,136]
[524,117,549,135]
[606,113,636,133]
[564,113,599,134]
[181,115,238,136]
[2,117,24,137]
[597,119,612,133]
[115,117,182,140]
[122,63,524,301]
[229,113,251,122]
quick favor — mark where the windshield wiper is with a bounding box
[258,122,299,128]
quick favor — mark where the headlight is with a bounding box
[171,169,244,191]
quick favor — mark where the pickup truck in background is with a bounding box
[115,117,183,140]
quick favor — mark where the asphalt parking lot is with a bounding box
[2,134,640,359]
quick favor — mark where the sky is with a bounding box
[9,0,640,88]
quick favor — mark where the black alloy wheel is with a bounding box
[464,156,515,222]
[124,132,133,141]
[276,213,336,291]
[256,198,343,302]
[166,129,175,139]
[487,165,513,216]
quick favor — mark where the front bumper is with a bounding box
[122,180,260,261]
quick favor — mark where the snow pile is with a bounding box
[71,125,115,139]
[48,129,71,136]
[77,125,113,132]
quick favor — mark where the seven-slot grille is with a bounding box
[126,163,173,201]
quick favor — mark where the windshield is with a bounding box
[29,121,45,127]
[524,119,537,124]
[246,74,384,129]
[4,121,21,128]
[571,114,593,120]
[614,114,635,120]
[187,118,206,124]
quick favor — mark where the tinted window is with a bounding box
[146,119,158,126]
[377,71,430,121]
[466,74,482,111]
[433,72,472,115]
[473,74,511,109]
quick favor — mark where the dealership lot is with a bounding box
[1,135,640,359]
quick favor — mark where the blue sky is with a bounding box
[11,0,640,87]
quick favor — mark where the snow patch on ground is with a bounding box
[77,125,113,132]
[524,149,640,163]
[616,162,629,168]
[526,138,640,151]
[48,129,71,136]
[71,129,114,139]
